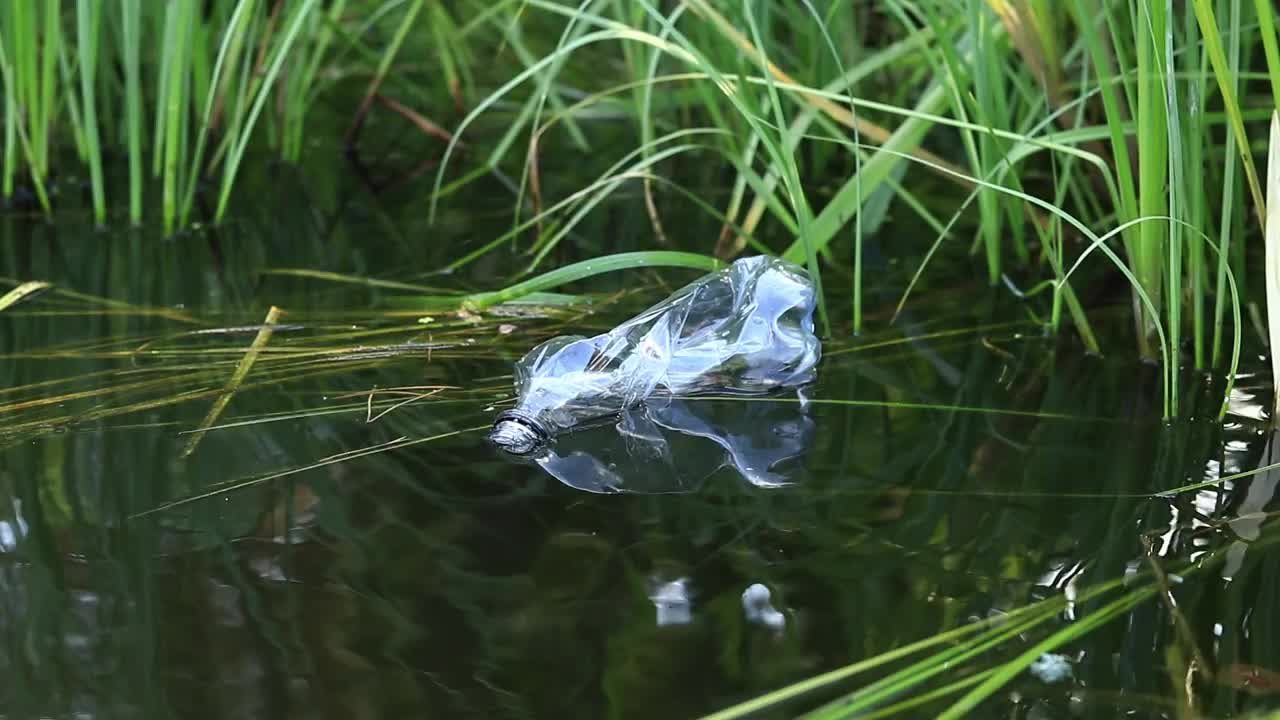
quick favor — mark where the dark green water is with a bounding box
[4,172,1280,719]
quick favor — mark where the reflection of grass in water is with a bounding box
[135,424,492,518]
[705,509,1280,720]
[689,333,1274,717]
[4,274,1277,717]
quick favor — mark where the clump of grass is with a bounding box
[1,0,449,232]
[2,0,1277,417]
[425,0,1263,418]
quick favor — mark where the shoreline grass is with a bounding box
[0,3,1268,426]
[414,0,1267,419]
[0,9,1274,427]
[0,2,1270,396]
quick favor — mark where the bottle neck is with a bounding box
[489,410,549,454]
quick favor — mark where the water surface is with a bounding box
[3,181,1280,719]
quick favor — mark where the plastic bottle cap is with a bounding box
[488,412,548,454]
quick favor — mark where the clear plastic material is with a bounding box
[489,256,821,454]
[529,393,813,493]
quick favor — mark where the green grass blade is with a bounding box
[699,609,1043,719]
[740,1,828,335]
[75,0,106,224]
[1135,0,1168,346]
[1161,0,1182,415]
[1266,111,1280,420]
[353,0,424,117]
[937,587,1158,719]
[0,30,53,212]
[781,78,949,264]
[1252,0,1280,108]
[461,251,721,310]
[161,0,194,234]
[37,1,59,178]
[1212,0,1243,367]
[1192,0,1267,226]
[179,0,258,227]
[120,0,143,224]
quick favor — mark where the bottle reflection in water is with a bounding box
[520,393,813,494]
[649,578,694,627]
[742,583,786,632]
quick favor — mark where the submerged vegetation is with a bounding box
[7,0,1280,717]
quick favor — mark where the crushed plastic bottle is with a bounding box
[489,256,821,454]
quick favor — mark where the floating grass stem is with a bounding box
[0,281,52,312]
[181,305,283,458]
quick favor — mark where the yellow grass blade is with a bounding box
[181,305,283,457]
[0,280,51,312]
